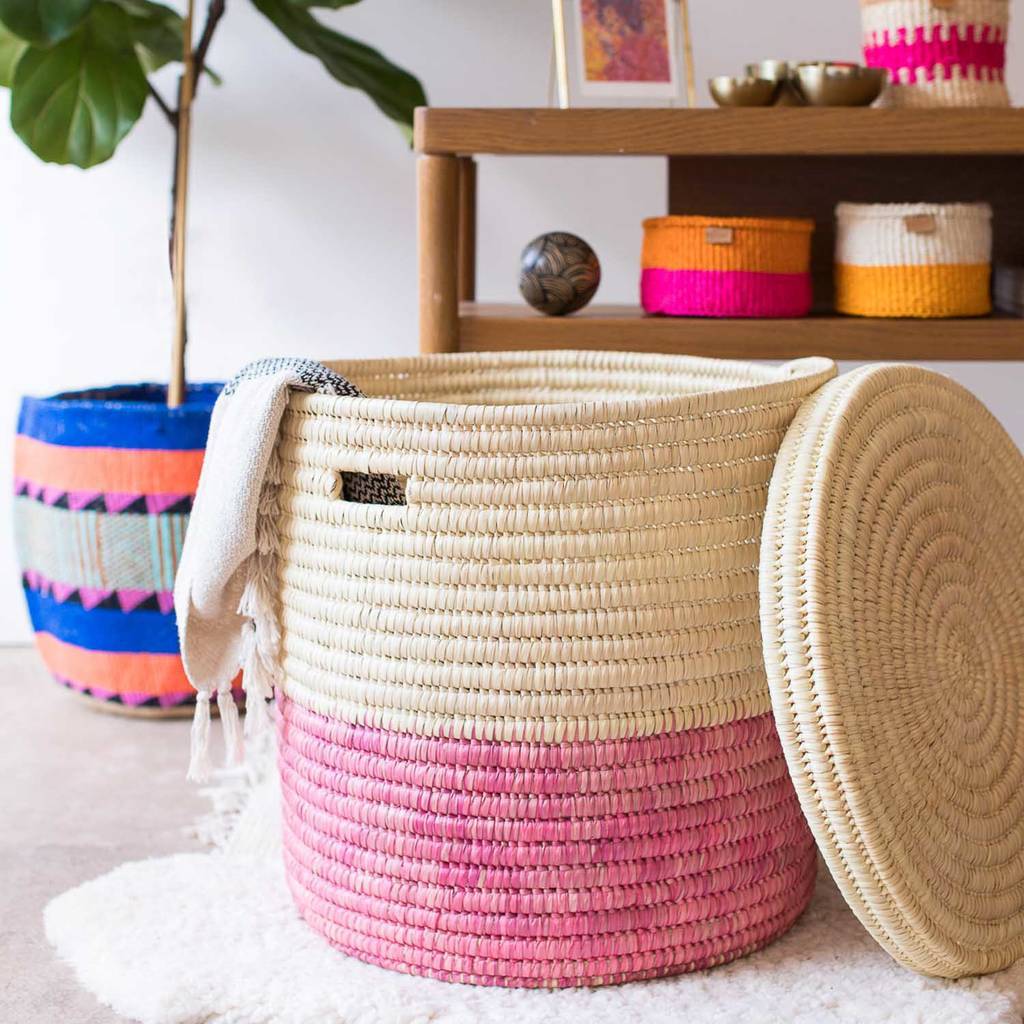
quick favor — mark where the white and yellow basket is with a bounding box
[834,201,992,317]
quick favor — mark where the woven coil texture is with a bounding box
[760,363,1024,979]
[835,202,992,318]
[13,385,222,712]
[641,216,814,318]
[269,349,836,987]
[861,0,1011,107]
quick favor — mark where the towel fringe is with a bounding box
[182,420,287,781]
[187,690,213,782]
[240,620,275,738]
[217,686,244,767]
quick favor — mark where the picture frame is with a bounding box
[550,0,696,109]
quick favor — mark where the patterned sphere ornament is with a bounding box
[519,232,601,316]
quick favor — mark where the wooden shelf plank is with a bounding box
[458,304,1024,361]
[415,108,1024,157]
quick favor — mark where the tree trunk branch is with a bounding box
[192,0,226,99]
[148,82,178,127]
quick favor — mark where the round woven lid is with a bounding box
[760,364,1024,978]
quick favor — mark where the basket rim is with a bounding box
[19,381,221,415]
[643,215,815,234]
[16,382,222,450]
[308,350,836,428]
[835,201,993,221]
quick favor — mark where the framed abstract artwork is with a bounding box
[551,0,695,107]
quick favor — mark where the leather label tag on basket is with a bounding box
[904,213,937,235]
[931,0,956,10]
[706,226,734,245]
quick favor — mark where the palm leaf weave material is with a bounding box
[255,350,838,986]
[760,364,1024,978]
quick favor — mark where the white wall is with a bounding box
[2,0,1022,641]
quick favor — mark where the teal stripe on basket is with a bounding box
[152,514,170,594]
[12,496,189,592]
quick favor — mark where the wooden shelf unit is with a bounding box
[459,304,1024,361]
[414,108,1024,361]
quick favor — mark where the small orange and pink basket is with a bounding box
[640,216,814,318]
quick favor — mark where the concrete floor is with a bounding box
[1,648,208,1024]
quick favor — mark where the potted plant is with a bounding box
[6,0,425,714]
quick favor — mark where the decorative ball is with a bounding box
[518,232,601,316]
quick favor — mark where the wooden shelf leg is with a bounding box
[457,156,477,303]
[418,154,460,354]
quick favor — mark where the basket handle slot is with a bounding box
[280,461,407,505]
[337,470,407,505]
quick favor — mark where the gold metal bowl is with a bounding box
[745,59,793,82]
[708,75,782,107]
[792,63,887,106]
[745,60,805,105]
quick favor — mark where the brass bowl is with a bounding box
[745,59,793,82]
[745,60,805,105]
[793,63,887,106]
[708,75,782,107]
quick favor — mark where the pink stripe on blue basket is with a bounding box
[641,268,812,318]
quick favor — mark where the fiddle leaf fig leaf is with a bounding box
[0,22,27,86]
[114,0,184,72]
[11,2,147,166]
[108,0,221,82]
[0,0,94,46]
[250,0,425,140]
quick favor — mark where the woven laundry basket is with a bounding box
[861,0,1011,107]
[13,383,228,714]
[835,202,992,317]
[267,349,836,988]
[641,216,814,318]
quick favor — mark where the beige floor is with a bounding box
[1,648,208,1024]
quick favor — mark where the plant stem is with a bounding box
[168,0,197,408]
[166,0,225,408]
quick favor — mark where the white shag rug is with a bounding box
[45,751,1024,1024]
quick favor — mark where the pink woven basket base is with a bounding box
[277,696,817,987]
[641,268,812,318]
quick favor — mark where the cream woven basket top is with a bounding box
[761,363,1024,979]
[271,350,835,744]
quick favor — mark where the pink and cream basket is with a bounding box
[254,351,835,987]
[860,0,1011,107]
